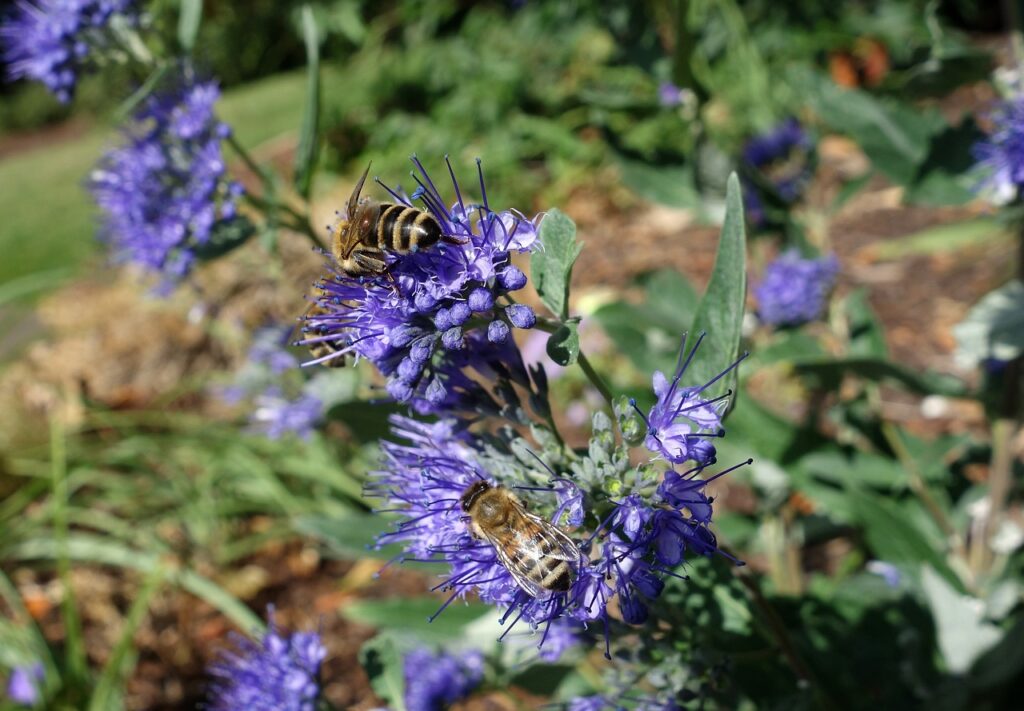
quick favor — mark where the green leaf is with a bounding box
[874,217,1009,261]
[793,357,967,397]
[970,617,1024,690]
[325,400,399,441]
[800,450,907,490]
[89,567,165,711]
[849,491,962,592]
[294,512,392,560]
[953,280,1024,368]
[193,216,255,262]
[689,172,746,401]
[921,566,1003,674]
[845,289,888,359]
[641,269,698,331]
[616,157,703,211]
[532,209,582,320]
[293,4,321,199]
[177,0,203,53]
[905,119,984,206]
[360,632,406,710]
[797,70,945,185]
[342,597,491,642]
[546,322,579,366]
[509,665,576,696]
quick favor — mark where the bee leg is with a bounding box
[441,233,469,245]
[352,250,389,275]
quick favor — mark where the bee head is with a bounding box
[460,480,491,513]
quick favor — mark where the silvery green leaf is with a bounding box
[921,566,1003,674]
[953,279,1024,368]
[532,209,582,320]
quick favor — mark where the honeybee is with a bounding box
[460,481,581,597]
[331,163,461,277]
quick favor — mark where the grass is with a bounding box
[0,69,310,290]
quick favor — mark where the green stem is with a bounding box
[226,133,272,189]
[577,350,615,409]
[51,416,87,683]
[729,557,840,711]
[241,183,326,251]
[976,419,1019,576]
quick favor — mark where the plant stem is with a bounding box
[577,350,615,409]
[226,133,271,188]
[240,181,326,251]
[729,559,840,711]
[977,419,1019,575]
[50,416,87,683]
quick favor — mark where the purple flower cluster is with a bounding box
[370,337,747,655]
[222,327,324,439]
[207,609,326,711]
[6,663,44,705]
[754,250,839,327]
[0,0,137,103]
[741,118,812,226]
[402,647,483,711]
[300,157,540,411]
[973,96,1024,203]
[89,75,243,289]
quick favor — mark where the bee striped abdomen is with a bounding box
[512,532,572,592]
[377,203,443,253]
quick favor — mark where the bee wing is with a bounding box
[487,531,547,600]
[523,511,582,563]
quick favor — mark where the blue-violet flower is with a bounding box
[741,118,813,226]
[402,647,483,711]
[0,0,138,103]
[207,608,326,711]
[89,74,243,289]
[300,157,540,412]
[973,95,1024,204]
[754,250,839,327]
[6,663,44,706]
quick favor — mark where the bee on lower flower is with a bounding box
[460,481,582,597]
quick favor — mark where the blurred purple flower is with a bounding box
[536,619,583,662]
[0,0,137,103]
[658,81,684,107]
[207,608,326,711]
[741,118,813,226]
[403,647,483,711]
[221,326,324,438]
[6,663,43,705]
[973,96,1024,203]
[89,74,243,290]
[300,157,540,411]
[251,388,322,440]
[866,560,903,588]
[754,250,839,327]
[569,696,612,711]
